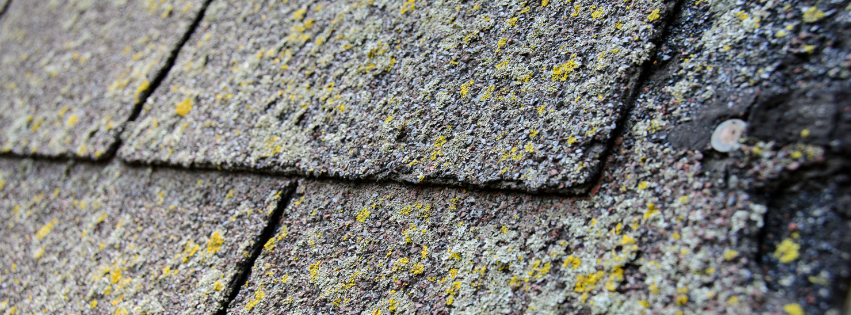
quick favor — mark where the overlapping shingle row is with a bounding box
[0,0,849,314]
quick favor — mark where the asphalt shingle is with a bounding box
[223,0,851,312]
[1,0,849,312]
[120,0,676,194]
[225,171,766,314]
[0,158,292,314]
[0,0,206,159]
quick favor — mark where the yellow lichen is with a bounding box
[649,283,659,293]
[551,59,579,81]
[135,80,150,101]
[497,38,508,49]
[480,85,495,101]
[213,280,224,291]
[67,115,79,127]
[181,241,200,262]
[567,135,578,145]
[642,203,659,220]
[33,247,44,259]
[647,9,660,22]
[563,256,581,269]
[459,80,474,96]
[206,231,224,254]
[176,97,194,117]
[774,239,800,263]
[574,271,604,292]
[802,6,825,23]
[571,5,582,17]
[309,261,321,282]
[396,257,410,266]
[411,262,425,275]
[621,234,636,245]
[530,261,551,279]
[726,296,739,305]
[35,218,58,240]
[292,8,307,20]
[434,136,447,148]
[401,0,415,14]
[783,303,804,315]
[244,286,265,310]
[264,237,276,251]
[110,269,122,284]
[356,207,371,222]
[605,266,624,291]
[724,249,739,261]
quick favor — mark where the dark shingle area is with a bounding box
[0,158,293,314]
[119,0,676,194]
[0,0,206,159]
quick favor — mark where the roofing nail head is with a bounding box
[711,119,746,153]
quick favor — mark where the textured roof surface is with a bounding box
[0,0,204,159]
[0,0,850,313]
[0,158,292,314]
[227,176,766,314]
[120,0,674,193]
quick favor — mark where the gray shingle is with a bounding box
[120,0,675,193]
[0,158,292,314]
[0,0,205,159]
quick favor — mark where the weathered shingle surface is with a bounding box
[221,0,851,312]
[226,170,765,314]
[0,0,850,313]
[120,0,675,193]
[0,0,205,159]
[0,158,292,314]
[615,0,851,311]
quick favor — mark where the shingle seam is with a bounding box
[0,0,215,164]
[102,0,217,160]
[0,0,12,20]
[580,0,688,195]
[124,0,215,124]
[214,180,298,315]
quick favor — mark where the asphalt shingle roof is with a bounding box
[0,158,292,314]
[0,0,205,159]
[0,0,849,314]
[119,0,675,194]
